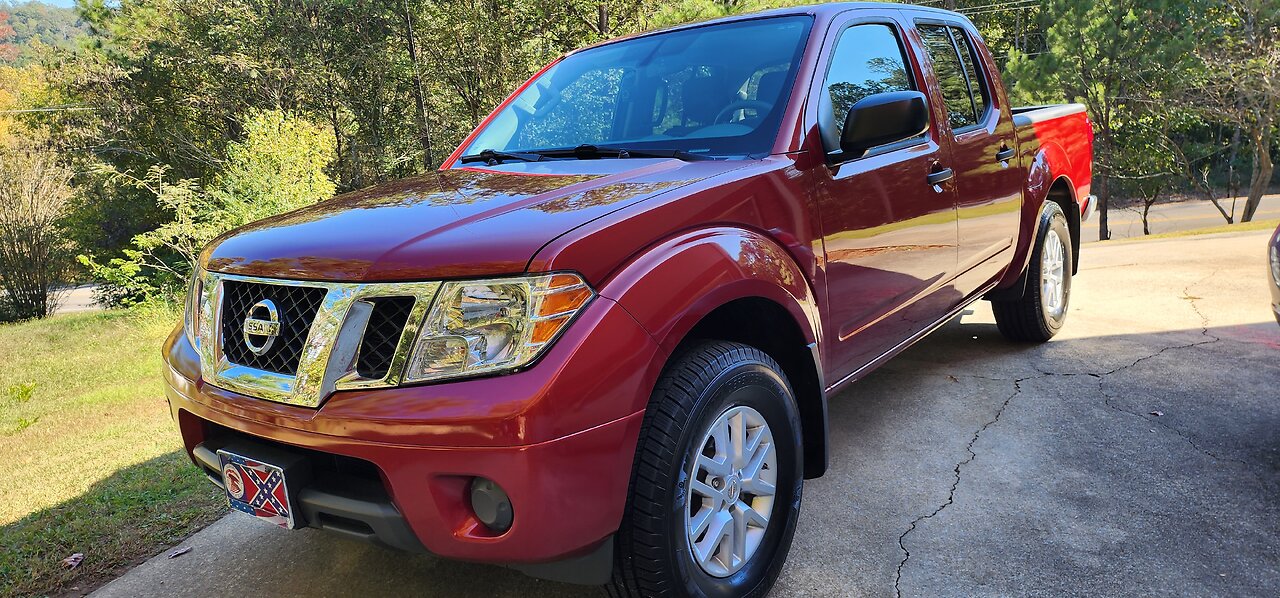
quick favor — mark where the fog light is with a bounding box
[470,477,513,533]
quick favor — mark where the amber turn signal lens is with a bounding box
[531,315,571,345]
[537,286,592,318]
[546,273,583,289]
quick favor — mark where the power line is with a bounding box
[961,0,1043,17]
[0,106,98,114]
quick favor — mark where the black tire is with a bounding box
[608,341,803,598]
[992,202,1073,342]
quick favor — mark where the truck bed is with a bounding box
[1011,103,1088,127]
[1011,103,1094,218]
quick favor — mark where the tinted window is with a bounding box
[518,67,624,149]
[822,24,914,148]
[919,24,976,130]
[462,16,813,159]
[950,27,988,121]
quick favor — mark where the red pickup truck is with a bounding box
[164,3,1093,595]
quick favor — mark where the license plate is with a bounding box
[217,449,296,529]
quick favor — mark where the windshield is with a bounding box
[460,16,813,160]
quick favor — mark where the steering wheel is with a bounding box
[714,100,773,124]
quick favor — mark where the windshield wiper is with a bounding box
[535,144,716,162]
[458,149,546,165]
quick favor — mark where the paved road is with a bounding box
[1095,193,1279,241]
[95,231,1280,597]
[52,285,101,315]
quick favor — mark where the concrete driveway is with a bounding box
[95,230,1280,597]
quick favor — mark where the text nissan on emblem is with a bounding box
[243,299,282,356]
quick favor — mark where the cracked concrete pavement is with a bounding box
[94,230,1279,597]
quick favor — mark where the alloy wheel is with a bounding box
[1041,229,1067,318]
[685,404,778,577]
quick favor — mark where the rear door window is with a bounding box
[950,27,989,122]
[918,24,978,131]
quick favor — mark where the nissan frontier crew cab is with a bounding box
[164,3,1094,596]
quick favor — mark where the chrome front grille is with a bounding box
[192,271,439,408]
[220,280,327,375]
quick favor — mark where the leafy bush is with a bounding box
[0,148,74,322]
[81,110,336,304]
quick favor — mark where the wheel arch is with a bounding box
[1045,176,1080,274]
[990,144,1082,301]
[682,298,828,479]
[599,226,829,479]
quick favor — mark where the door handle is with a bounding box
[995,146,1015,161]
[927,167,954,186]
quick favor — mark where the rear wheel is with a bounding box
[992,202,1073,342]
[608,341,803,598]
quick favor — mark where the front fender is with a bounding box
[597,226,821,358]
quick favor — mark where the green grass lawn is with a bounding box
[0,307,225,597]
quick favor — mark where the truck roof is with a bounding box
[567,2,967,56]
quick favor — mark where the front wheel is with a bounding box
[992,202,1074,342]
[608,341,803,598]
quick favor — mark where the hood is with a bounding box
[202,158,745,282]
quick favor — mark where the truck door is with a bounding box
[810,14,960,381]
[915,21,1022,296]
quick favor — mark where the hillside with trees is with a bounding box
[0,1,87,65]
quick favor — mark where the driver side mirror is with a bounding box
[840,91,929,158]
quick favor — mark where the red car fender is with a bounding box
[597,225,821,359]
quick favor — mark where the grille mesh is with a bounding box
[356,297,416,379]
[221,281,327,375]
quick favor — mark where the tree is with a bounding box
[81,109,336,302]
[1190,0,1278,222]
[1006,0,1199,241]
[1113,114,1182,235]
[0,9,16,63]
[0,2,87,65]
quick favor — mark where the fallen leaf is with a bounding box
[1150,411,1164,417]
[62,553,84,569]
[167,547,193,559]
[947,375,959,383]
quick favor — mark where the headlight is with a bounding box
[184,268,203,349]
[1271,245,1280,287]
[404,273,594,382]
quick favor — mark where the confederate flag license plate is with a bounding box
[217,449,296,529]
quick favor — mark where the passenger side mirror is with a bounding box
[840,91,929,158]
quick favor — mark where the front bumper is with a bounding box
[163,295,664,572]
